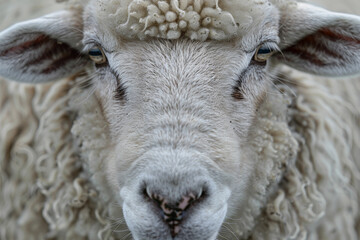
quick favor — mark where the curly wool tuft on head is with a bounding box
[60,0,297,41]
[90,0,274,40]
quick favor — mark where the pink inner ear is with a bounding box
[0,34,49,57]
[0,33,87,76]
[319,28,360,45]
[282,27,360,67]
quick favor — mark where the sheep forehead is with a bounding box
[88,0,281,41]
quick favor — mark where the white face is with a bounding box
[82,5,280,237]
[0,0,360,239]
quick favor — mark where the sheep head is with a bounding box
[0,0,359,239]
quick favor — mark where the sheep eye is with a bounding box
[253,45,276,63]
[88,47,107,64]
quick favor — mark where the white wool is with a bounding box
[0,77,124,240]
[250,70,360,239]
[92,0,273,40]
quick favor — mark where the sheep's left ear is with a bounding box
[277,2,360,76]
[0,10,88,83]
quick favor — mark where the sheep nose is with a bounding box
[145,190,204,238]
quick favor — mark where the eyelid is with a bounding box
[253,41,279,53]
[260,41,279,52]
[83,40,112,54]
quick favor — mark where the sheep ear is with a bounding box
[277,3,360,76]
[0,10,88,83]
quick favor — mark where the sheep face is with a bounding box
[1,0,360,239]
[80,3,283,238]
[91,40,278,239]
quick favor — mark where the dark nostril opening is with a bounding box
[142,186,164,205]
[142,186,152,201]
[197,188,207,201]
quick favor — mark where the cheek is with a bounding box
[229,70,271,135]
[106,151,122,194]
[95,79,117,100]
[94,84,127,136]
[254,90,268,111]
[240,71,270,102]
[92,68,119,103]
[104,130,146,196]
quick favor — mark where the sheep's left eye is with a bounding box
[88,47,107,64]
[253,45,276,62]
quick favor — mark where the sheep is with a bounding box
[0,0,359,239]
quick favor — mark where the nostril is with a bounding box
[142,186,151,200]
[142,186,164,204]
[197,187,207,201]
[197,188,205,200]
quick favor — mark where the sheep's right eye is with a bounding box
[253,45,276,63]
[88,47,107,64]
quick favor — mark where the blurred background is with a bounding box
[0,0,359,31]
[313,0,360,14]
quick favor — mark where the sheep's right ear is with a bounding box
[276,3,360,76]
[0,10,89,83]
